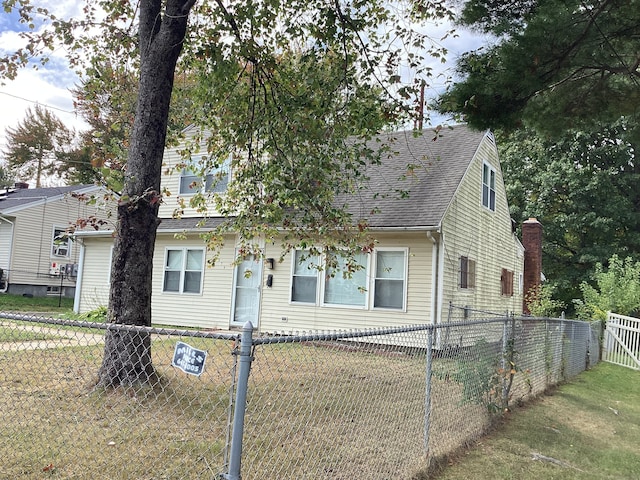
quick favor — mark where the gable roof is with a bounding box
[76,124,489,236]
[345,124,488,229]
[153,124,489,233]
[0,184,99,215]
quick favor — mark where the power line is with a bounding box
[0,91,76,114]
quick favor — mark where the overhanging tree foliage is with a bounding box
[437,0,640,138]
[2,0,454,386]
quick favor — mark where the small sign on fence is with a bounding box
[171,341,207,376]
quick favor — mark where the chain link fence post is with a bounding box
[223,321,254,480]
[424,326,434,457]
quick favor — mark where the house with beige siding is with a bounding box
[73,124,524,331]
[0,184,114,298]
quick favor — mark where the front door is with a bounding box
[230,255,262,328]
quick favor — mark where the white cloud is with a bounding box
[0,67,88,148]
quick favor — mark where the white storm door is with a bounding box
[230,255,262,328]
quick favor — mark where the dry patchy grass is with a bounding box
[429,362,640,480]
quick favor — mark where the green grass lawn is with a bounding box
[429,362,640,479]
[0,293,74,312]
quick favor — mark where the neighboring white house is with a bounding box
[0,184,114,298]
[74,124,525,331]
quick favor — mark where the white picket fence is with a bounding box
[604,312,640,370]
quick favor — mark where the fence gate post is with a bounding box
[224,321,254,480]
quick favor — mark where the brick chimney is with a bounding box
[14,182,29,190]
[522,218,543,314]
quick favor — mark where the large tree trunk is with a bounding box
[97,0,195,388]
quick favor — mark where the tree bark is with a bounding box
[97,0,195,387]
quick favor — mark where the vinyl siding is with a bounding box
[151,233,433,330]
[78,232,434,331]
[439,134,524,318]
[8,195,106,289]
[151,234,237,329]
[259,232,433,331]
[158,126,225,219]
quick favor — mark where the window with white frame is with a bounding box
[291,250,319,303]
[179,155,230,195]
[373,249,407,309]
[52,227,71,258]
[323,252,368,307]
[163,248,205,294]
[482,162,496,211]
[289,248,408,310]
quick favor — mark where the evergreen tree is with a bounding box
[437,0,640,139]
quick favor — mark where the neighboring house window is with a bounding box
[290,248,408,310]
[163,248,205,294]
[52,227,71,258]
[460,256,476,289]
[291,250,319,303]
[373,249,407,310]
[482,162,496,211]
[179,156,230,195]
[501,268,514,296]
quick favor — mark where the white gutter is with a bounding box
[0,214,14,293]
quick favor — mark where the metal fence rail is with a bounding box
[0,311,600,479]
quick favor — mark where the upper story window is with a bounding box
[482,162,496,211]
[52,227,71,258]
[460,256,476,289]
[179,155,230,195]
[163,248,205,294]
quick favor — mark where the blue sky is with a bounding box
[0,3,489,172]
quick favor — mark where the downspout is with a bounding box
[0,215,15,293]
[73,238,86,313]
[427,231,441,325]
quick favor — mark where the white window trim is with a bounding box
[482,161,496,212]
[161,246,205,295]
[289,248,409,312]
[289,250,320,305]
[51,226,71,259]
[320,252,370,310]
[371,247,408,312]
[179,155,231,196]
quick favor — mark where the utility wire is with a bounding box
[0,91,76,114]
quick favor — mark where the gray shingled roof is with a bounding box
[348,124,486,228]
[156,124,487,233]
[0,185,96,214]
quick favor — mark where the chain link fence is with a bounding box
[0,309,600,479]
